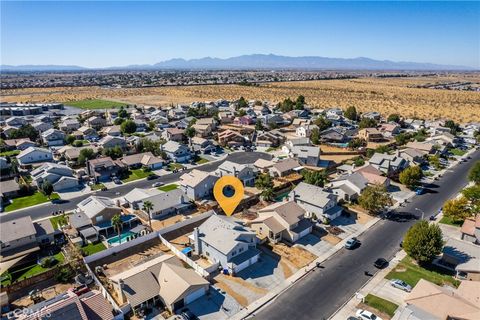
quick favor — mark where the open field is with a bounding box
[65,98,126,109]
[2,75,480,122]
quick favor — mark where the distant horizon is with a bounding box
[1,2,479,68]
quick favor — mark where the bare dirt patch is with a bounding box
[270,243,317,268]
[322,233,342,245]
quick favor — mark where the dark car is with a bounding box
[147,174,158,180]
[374,258,388,269]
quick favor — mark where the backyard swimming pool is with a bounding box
[106,231,136,246]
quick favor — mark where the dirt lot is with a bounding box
[10,282,76,309]
[322,233,343,245]
[269,243,317,268]
[2,75,480,122]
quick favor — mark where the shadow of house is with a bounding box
[235,252,280,281]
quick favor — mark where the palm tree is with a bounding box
[261,188,274,202]
[142,200,154,230]
[111,214,123,245]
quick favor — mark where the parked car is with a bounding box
[147,174,159,180]
[345,237,359,249]
[374,258,388,269]
[356,310,382,320]
[113,178,122,184]
[390,279,412,292]
[415,187,425,195]
[180,309,198,320]
[152,182,164,188]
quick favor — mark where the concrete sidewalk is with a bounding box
[330,250,407,320]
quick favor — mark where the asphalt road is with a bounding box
[0,151,271,223]
[254,150,480,320]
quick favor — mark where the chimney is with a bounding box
[193,227,201,255]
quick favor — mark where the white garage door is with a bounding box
[250,254,259,265]
[185,287,206,305]
[234,259,251,273]
[298,227,311,239]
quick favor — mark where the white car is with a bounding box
[356,309,382,320]
[390,279,412,292]
[152,182,164,188]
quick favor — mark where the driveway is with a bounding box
[186,287,242,320]
[294,234,334,257]
[369,279,409,305]
[330,215,363,239]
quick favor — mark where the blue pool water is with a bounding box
[107,231,135,245]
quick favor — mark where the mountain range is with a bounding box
[1,54,474,71]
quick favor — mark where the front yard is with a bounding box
[158,184,179,192]
[439,216,464,227]
[168,163,184,170]
[4,192,60,212]
[90,183,106,191]
[385,256,459,288]
[122,169,154,182]
[195,157,209,164]
[50,214,69,230]
[363,294,399,317]
[450,148,466,156]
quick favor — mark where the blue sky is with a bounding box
[1,1,479,68]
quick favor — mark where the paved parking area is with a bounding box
[236,253,286,290]
[294,234,335,257]
[330,216,363,239]
[369,279,409,305]
[186,287,242,320]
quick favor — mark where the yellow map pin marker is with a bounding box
[213,176,244,216]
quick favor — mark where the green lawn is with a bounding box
[450,148,466,156]
[385,256,460,288]
[5,192,60,212]
[0,150,20,157]
[266,146,280,152]
[168,163,184,170]
[91,183,106,191]
[364,294,399,317]
[82,242,107,256]
[158,184,179,192]
[50,215,69,230]
[66,99,127,110]
[439,216,464,227]
[195,157,209,164]
[122,169,154,182]
[2,252,65,285]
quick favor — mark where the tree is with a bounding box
[314,116,331,131]
[114,117,125,125]
[375,145,390,154]
[302,170,326,187]
[443,197,471,223]
[120,119,137,134]
[65,135,75,145]
[310,127,320,145]
[444,120,460,135]
[428,155,442,170]
[237,109,247,117]
[468,161,480,184]
[111,214,123,245]
[138,138,164,156]
[255,173,274,190]
[142,200,154,230]
[237,96,248,109]
[387,114,401,123]
[255,120,264,131]
[358,184,393,215]
[344,106,357,121]
[41,180,54,199]
[358,118,377,129]
[395,132,411,146]
[9,124,39,141]
[462,184,480,212]
[73,140,83,147]
[403,220,443,264]
[118,106,128,118]
[353,157,365,167]
[261,188,274,202]
[185,126,196,139]
[102,146,123,159]
[78,148,95,165]
[277,98,295,113]
[347,138,366,150]
[148,121,156,131]
[295,95,305,110]
[399,166,423,189]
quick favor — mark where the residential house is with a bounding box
[16,147,53,166]
[31,163,79,191]
[3,138,36,151]
[357,128,384,142]
[368,153,409,176]
[162,127,185,142]
[282,137,311,155]
[179,169,219,201]
[120,152,164,170]
[110,254,209,313]
[87,116,107,130]
[270,158,302,177]
[379,122,401,137]
[461,214,480,244]
[98,135,127,150]
[289,145,321,167]
[162,141,191,163]
[216,161,256,186]
[328,172,369,202]
[253,159,275,174]
[86,157,127,182]
[124,188,191,219]
[1,125,18,138]
[41,128,66,146]
[196,117,217,130]
[193,215,260,274]
[102,125,122,137]
[32,121,53,133]
[405,141,437,154]
[320,127,351,144]
[59,118,81,133]
[5,117,27,127]
[289,182,343,221]
[251,201,312,243]
[428,132,458,148]
[192,123,213,138]
[261,114,287,127]
[397,148,427,166]
[441,238,480,270]
[256,130,285,148]
[234,116,255,126]
[218,111,235,124]
[0,179,20,199]
[296,124,318,138]
[77,126,98,140]
[217,129,245,147]
[176,116,196,129]
[191,137,217,154]
[134,120,148,132]
[403,279,480,320]
[361,111,381,120]
[354,164,390,187]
